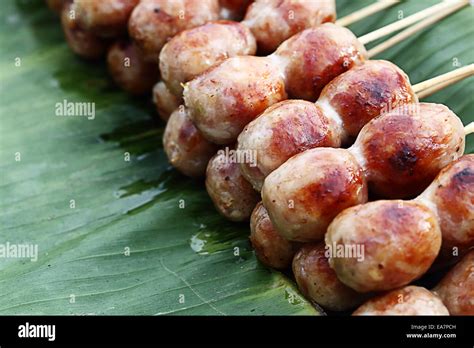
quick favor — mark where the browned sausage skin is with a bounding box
[250,202,298,270]
[353,286,449,315]
[275,23,367,101]
[152,82,182,122]
[184,56,287,144]
[319,60,417,142]
[262,148,368,242]
[160,20,257,97]
[417,155,474,256]
[184,23,367,145]
[107,40,158,95]
[326,200,441,292]
[243,0,336,54]
[358,103,465,198]
[433,251,474,315]
[74,0,139,38]
[237,60,415,191]
[163,107,218,178]
[61,2,107,59]
[237,100,342,191]
[206,150,260,221]
[128,0,220,62]
[293,243,367,311]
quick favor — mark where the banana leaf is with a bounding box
[0,0,472,315]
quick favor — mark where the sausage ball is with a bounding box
[243,0,336,53]
[326,200,442,293]
[128,0,220,62]
[262,148,367,242]
[61,2,107,59]
[417,155,474,256]
[319,60,417,143]
[184,56,287,144]
[152,82,182,122]
[107,40,159,95]
[206,150,260,221]
[73,0,138,37]
[433,251,474,315]
[160,21,256,96]
[163,107,218,177]
[250,202,298,270]
[357,103,465,198]
[237,100,342,191]
[275,23,367,101]
[293,243,367,311]
[353,286,449,315]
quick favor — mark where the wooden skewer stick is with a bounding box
[413,64,474,98]
[336,1,400,27]
[465,122,474,135]
[358,0,469,45]
[367,0,468,57]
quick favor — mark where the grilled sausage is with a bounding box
[250,202,298,270]
[206,150,260,221]
[184,55,287,144]
[326,200,441,292]
[160,21,256,97]
[152,82,182,122]
[74,0,138,37]
[107,40,158,95]
[433,250,474,315]
[353,286,449,315]
[61,2,107,59]
[242,0,336,53]
[262,147,367,242]
[128,0,220,62]
[163,107,218,177]
[293,243,367,311]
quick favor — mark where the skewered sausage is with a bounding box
[326,200,441,292]
[353,286,449,315]
[184,56,287,144]
[433,250,474,315]
[262,103,465,242]
[206,150,260,221]
[250,202,298,270]
[184,23,367,144]
[326,155,472,293]
[160,20,257,97]
[128,0,220,62]
[107,40,158,95]
[417,155,474,256]
[61,2,107,59]
[242,0,336,54]
[262,147,368,242]
[152,82,182,122]
[163,108,218,177]
[74,0,138,37]
[237,60,416,190]
[293,242,367,311]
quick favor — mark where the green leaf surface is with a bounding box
[0,0,473,315]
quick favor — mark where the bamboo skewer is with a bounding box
[465,122,474,135]
[336,0,400,27]
[413,64,474,98]
[358,0,469,45]
[367,0,468,57]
